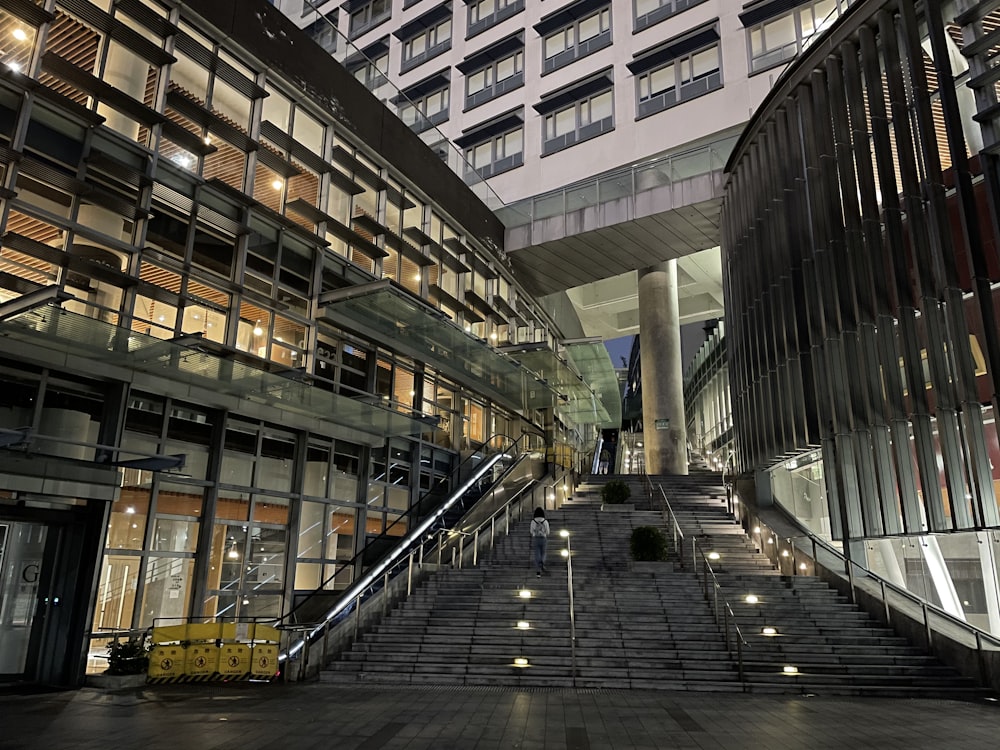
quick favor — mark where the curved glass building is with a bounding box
[722,0,1000,634]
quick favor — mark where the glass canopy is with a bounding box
[564,340,623,429]
[321,280,530,411]
[0,304,427,439]
[502,343,616,427]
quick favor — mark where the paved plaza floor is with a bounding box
[4,682,1000,750]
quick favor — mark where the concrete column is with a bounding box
[638,259,687,475]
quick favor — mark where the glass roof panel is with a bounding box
[565,341,623,428]
[504,344,612,427]
[1,304,426,439]
[321,280,529,411]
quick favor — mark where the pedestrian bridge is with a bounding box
[495,134,736,339]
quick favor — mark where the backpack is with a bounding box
[530,518,548,537]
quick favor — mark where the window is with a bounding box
[464,49,523,109]
[345,38,391,93]
[540,6,611,74]
[467,0,524,37]
[353,51,389,91]
[629,25,723,118]
[539,86,613,155]
[401,16,452,72]
[398,86,450,132]
[634,0,708,31]
[745,0,842,73]
[397,5,453,73]
[304,10,338,53]
[465,124,523,179]
[349,0,391,37]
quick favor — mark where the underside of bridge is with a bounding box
[505,186,725,341]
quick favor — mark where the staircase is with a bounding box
[321,472,990,697]
[649,471,989,697]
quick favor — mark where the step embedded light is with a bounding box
[799,563,807,571]
[783,665,799,675]
[762,627,777,636]
[745,594,759,604]
[708,552,720,561]
[516,621,530,630]
[753,527,761,534]
[514,657,529,667]
[781,549,789,557]
[518,589,532,599]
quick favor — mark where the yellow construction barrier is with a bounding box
[148,644,186,683]
[251,644,279,679]
[184,644,220,681]
[147,621,280,683]
[218,643,250,679]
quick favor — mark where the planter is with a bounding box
[629,560,675,573]
[86,672,148,690]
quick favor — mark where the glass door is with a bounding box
[0,521,48,677]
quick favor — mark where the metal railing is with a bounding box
[742,508,1000,689]
[496,134,739,230]
[690,537,747,683]
[560,528,577,687]
[278,461,577,680]
[652,483,748,685]
[276,434,529,662]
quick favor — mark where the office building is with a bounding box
[0,0,615,686]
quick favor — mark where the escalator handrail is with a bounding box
[280,434,527,658]
[275,433,521,627]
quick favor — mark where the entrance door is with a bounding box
[0,521,50,678]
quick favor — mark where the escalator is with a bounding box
[276,434,534,661]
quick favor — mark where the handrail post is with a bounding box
[564,532,577,689]
[737,632,745,685]
[382,572,390,615]
[723,601,730,645]
[847,559,857,604]
[407,550,414,596]
[458,535,464,568]
[353,593,362,641]
[923,602,933,652]
[473,529,479,566]
[880,579,890,625]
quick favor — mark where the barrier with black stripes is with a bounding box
[147,621,280,684]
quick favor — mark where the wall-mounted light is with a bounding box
[253,320,264,336]
[12,28,28,42]
[271,179,283,191]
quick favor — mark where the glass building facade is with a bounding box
[0,0,611,685]
[722,0,1000,635]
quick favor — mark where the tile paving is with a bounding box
[3,681,1000,750]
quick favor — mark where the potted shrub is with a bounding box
[630,526,669,562]
[106,637,151,676]
[88,635,151,691]
[600,479,631,508]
